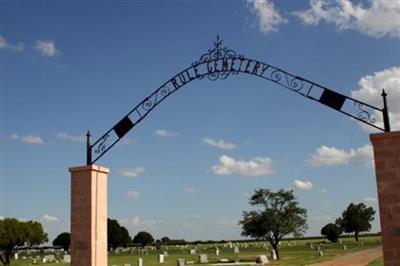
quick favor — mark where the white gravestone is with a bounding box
[163,251,168,257]
[138,258,143,266]
[256,255,269,264]
[318,250,324,256]
[271,249,277,260]
[177,258,185,266]
[198,254,208,263]
[190,249,196,255]
[158,254,165,263]
[63,255,71,263]
[14,253,18,260]
[234,246,240,253]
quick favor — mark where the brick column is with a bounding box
[69,165,109,266]
[370,132,400,266]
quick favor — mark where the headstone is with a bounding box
[14,253,19,260]
[215,248,220,256]
[63,254,71,263]
[190,249,196,255]
[218,259,229,263]
[44,254,55,262]
[318,250,324,256]
[343,245,347,250]
[256,255,269,264]
[124,264,131,266]
[22,256,27,260]
[163,251,168,257]
[177,258,185,266]
[271,249,277,260]
[198,254,208,263]
[138,258,143,266]
[186,261,194,264]
[316,245,321,251]
[310,244,314,249]
[42,258,47,263]
[233,246,240,253]
[159,254,165,263]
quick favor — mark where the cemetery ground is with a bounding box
[10,236,382,266]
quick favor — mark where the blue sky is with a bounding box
[1,0,400,242]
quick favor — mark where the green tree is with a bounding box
[0,218,48,266]
[336,203,375,241]
[108,219,131,250]
[52,232,71,251]
[161,237,170,244]
[132,231,154,247]
[321,223,342,242]
[239,189,307,260]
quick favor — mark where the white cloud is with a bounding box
[364,196,378,203]
[247,0,287,33]
[131,216,162,229]
[43,214,60,223]
[154,129,179,138]
[319,188,328,194]
[124,190,141,199]
[0,35,23,51]
[293,0,400,38]
[34,40,59,57]
[184,187,196,194]
[307,144,373,166]
[3,133,19,140]
[351,66,400,131]
[56,133,85,143]
[132,216,140,226]
[119,167,145,177]
[212,155,274,176]
[21,135,44,145]
[292,179,313,190]
[203,137,237,150]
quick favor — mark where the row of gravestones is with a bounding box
[13,253,71,264]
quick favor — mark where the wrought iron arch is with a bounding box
[87,36,391,165]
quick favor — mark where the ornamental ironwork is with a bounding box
[86,36,391,165]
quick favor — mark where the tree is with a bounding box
[107,219,131,250]
[0,218,48,266]
[336,203,375,241]
[132,231,154,247]
[161,237,170,244]
[53,232,71,251]
[239,189,307,260]
[321,223,342,242]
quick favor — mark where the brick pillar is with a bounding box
[370,132,400,266]
[69,165,109,266]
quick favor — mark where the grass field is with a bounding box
[9,236,381,266]
[368,256,384,266]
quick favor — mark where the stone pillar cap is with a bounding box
[69,165,110,174]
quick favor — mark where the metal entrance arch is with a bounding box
[87,36,390,165]
[70,37,400,266]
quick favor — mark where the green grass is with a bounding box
[9,236,381,266]
[368,256,384,266]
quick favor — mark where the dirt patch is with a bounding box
[307,246,382,266]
